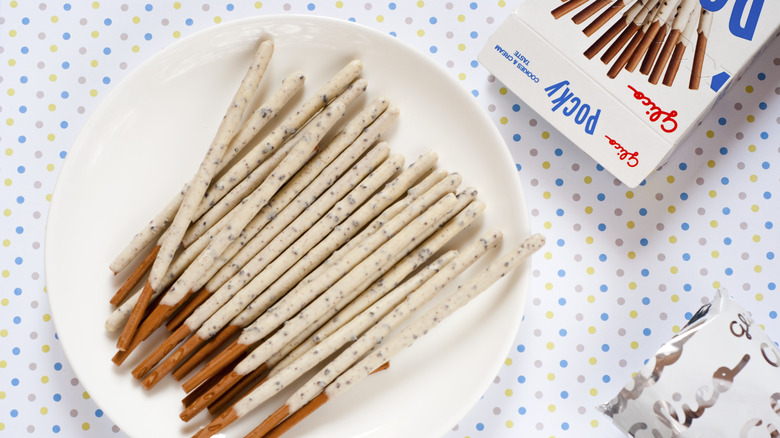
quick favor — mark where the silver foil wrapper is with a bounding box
[600,289,780,437]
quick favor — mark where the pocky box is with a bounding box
[479,0,779,187]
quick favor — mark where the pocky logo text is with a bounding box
[700,0,765,41]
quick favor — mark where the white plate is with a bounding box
[45,15,530,438]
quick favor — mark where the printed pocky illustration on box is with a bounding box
[479,0,778,187]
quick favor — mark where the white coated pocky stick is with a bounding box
[115,101,350,359]
[115,40,275,351]
[134,148,403,385]
[179,193,459,421]
[199,60,364,216]
[183,78,369,245]
[208,230,505,438]
[238,233,546,438]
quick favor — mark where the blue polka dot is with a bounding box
[185,18,193,25]
[759,102,767,110]
[601,344,609,352]
[227,3,235,11]
[685,311,693,320]
[770,311,777,319]
[758,72,766,80]
[12,347,20,355]
[14,288,22,296]
[559,359,568,368]
[18,135,26,143]
[471,89,479,97]
[96,409,104,417]
[680,192,688,200]
[429,16,437,24]
[597,223,606,231]
[54,362,63,371]
[518,407,526,415]
[724,237,732,245]
[643,328,651,336]
[770,282,777,291]
[470,60,479,68]
[20,75,28,84]
[602,375,611,383]
[597,193,605,201]
[517,344,525,353]
[61,91,69,98]
[598,254,607,262]
[11,378,19,386]
[470,2,478,9]
[388,31,396,36]
[63,3,71,11]
[62,32,70,40]
[721,177,729,185]
[17,165,25,174]
[14,257,23,265]
[429,45,437,53]
[640,238,648,247]
[596,163,605,171]
[683,283,692,292]
[562,422,570,430]
[557,269,565,277]
[476,423,484,431]
[641,268,649,277]
[719,147,728,155]
[763,161,770,169]
[144,33,152,40]
[722,207,730,215]
[681,222,689,230]
[767,252,775,260]
[389,2,396,10]
[307,3,315,10]
[554,148,563,156]
[22,17,30,25]
[60,121,68,129]
[559,328,567,336]
[764,191,772,199]
[53,393,61,402]
[515,163,521,172]
[13,316,21,325]
[766,221,774,229]
[599,284,607,292]
[10,409,18,417]
[678,162,687,170]
[102,76,111,84]
[638,207,647,216]
[682,253,690,261]
[470,31,478,38]
[642,297,650,305]
[718,117,726,125]
[348,17,356,22]
[561,391,569,399]
[104,18,112,25]
[558,298,566,305]
[18,105,27,113]
[600,313,609,321]
[761,132,769,139]
[555,208,564,216]
[555,178,563,187]
[512,133,521,141]
[60,151,67,159]
[15,226,23,234]
[103,47,111,55]
[511,103,521,112]
[21,46,29,54]
[556,239,565,247]
[145,3,153,11]
[53,425,61,433]
[725,267,733,275]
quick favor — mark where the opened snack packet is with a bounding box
[600,289,780,437]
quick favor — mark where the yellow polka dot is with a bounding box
[585,236,593,244]
[626,221,635,229]
[2,239,9,247]
[705,130,714,138]
[584,206,593,214]
[214,16,222,24]
[746,85,753,93]
[544,282,553,290]
[753,234,761,242]
[40,407,48,415]
[91,30,99,38]
[48,103,56,111]
[591,419,599,427]
[629,310,638,318]
[82,423,90,431]
[751,204,759,212]
[710,220,718,228]
[43,314,51,322]
[5,149,12,156]
[625,191,634,199]
[498,0,506,5]
[51,15,58,23]
[3,209,11,217]
[630,341,639,349]
[50,45,58,52]
[548,404,556,412]
[92,1,100,8]
[748,144,757,152]
[458,14,465,22]
[588,357,597,365]
[584,176,592,184]
[546,342,554,350]
[42,344,50,353]
[712,281,721,289]
[417,29,425,37]
[6,88,14,96]
[376,15,384,22]
[504,357,512,366]
[1,270,9,278]
[505,388,513,396]
[10,0,18,7]
[417,0,424,6]
[541,131,550,139]
[750,174,758,182]
[747,114,755,123]
[587,295,595,303]
[46,194,52,201]
[499,87,508,95]
[505,420,513,428]
[542,161,551,169]
[711,250,719,258]
[587,326,596,334]
[669,235,677,243]
[0,362,4,369]
[0,328,7,335]
[499,116,508,125]
[547,373,555,381]
[3,179,10,187]
[90,89,98,97]
[0,423,4,431]
[173,30,181,38]
[41,376,49,383]
[756,293,764,301]
[174,2,182,9]
[544,252,552,260]
[672,325,681,333]
[543,221,552,229]
[671,294,679,303]
[91,59,98,67]
[666,175,674,183]
[755,265,763,273]
[132,44,140,53]
[586,267,595,274]
[589,388,598,396]
[458,43,466,51]
[83,391,90,399]
[545,311,554,319]
[9,29,17,37]
[335,1,342,7]
[670,266,678,274]
[667,205,676,214]
[133,16,141,24]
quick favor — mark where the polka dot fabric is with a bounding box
[0,1,777,437]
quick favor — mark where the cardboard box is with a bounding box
[479,0,779,187]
